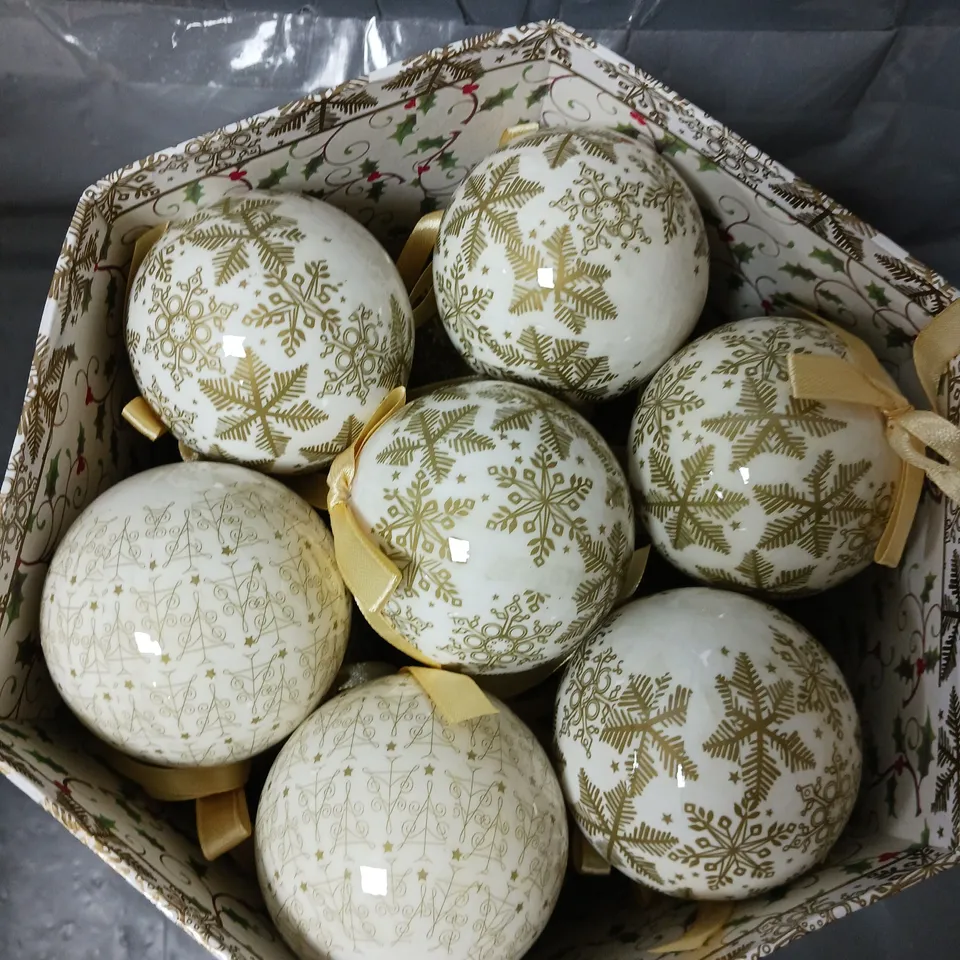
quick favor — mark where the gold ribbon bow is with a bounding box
[788,306,960,567]
[102,749,251,861]
[326,387,499,724]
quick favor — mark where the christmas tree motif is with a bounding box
[163,508,213,571]
[426,872,477,951]
[148,671,199,729]
[327,696,379,759]
[441,591,561,671]
[703,652,816,804]
[208,557,296,646]
[131,579,182,651]
[508,225,616,334]
[177,593,229,662]
[755,451,874,560]
[468,884,526,955]
[449,768,506,860]
[644,445,749,554]
[713,326,796,382]
[668,801,797,892]
[176,194,306,285]
[934,687,960,846]
[600,673,699,796]
[195,486,269,555]
[227,649,301,733]
[558,524,631,648]
[551,161,649,254]
[93,516,144,578]
[398,777,451,858]
[516,129,619,169]
[143,267,237,385]
[632,360,705,452]
[404,699,458,758]
[697,549,815,595]
[491,326,617,399]
[375,470,475,606]
[642,157,697,242]
[199,349,328,463]
[194,691,237,742]
[785,744,858,854]
[444,154,543,270]
[575,769,678,885]
[375,403,496,483]
[143,374,197,436]
[95,603,141,678]
[558,643,624,758]
[464,715,504,770]
[434,251,496,358]
[770,627,850,740]
[362,756,421,833]
[300,415,365,466]
[486,444,593,567]
[317,303,409,405]
[243,261,342,357]
[703,377,845,470]
[142,503,173,540]
[513,796,559,894]
[322,777,372,858]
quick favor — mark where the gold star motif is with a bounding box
[729,771,740,784]
[510,869,519,881]
[765,662,777,674]
[89,601,98,611]
[481,493,489,502]
[425,764,434,775]
[383,841,393,853]
[723,379,734,389]
[730,520,742,530]
[113,585,123,595]
[190,574,200,585]
[662,813,673,824]
[814,727,823,739]
[386,742,396,751]
[497,781,506,793]
[576,455,584,465]
[417,869,428,881]
[344,766,353,776]
[720,646,729,656]
[221,546,234,556]
[124,680,133,689]
[160,654,171,664]
[206,669,215,679]
[238,279,248,289]
[510,440,521,450]
[392,470,400,481]
[102,693,111,701]
[481,265,489,275]
[682,430,691,441]
[315,849,324,861]
[457,474,466,483]
[149,560,156,570]
[452,849,462,861]
[314,753,323,762]
[611,761,620,773]
[467,750,477,760]
[244,636,255,647]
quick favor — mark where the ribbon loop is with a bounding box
[788,309,960,567]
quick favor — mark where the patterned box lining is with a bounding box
[1,20,959,960]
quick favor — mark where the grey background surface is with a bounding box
[3,1,960,956]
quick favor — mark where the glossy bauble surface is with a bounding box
[555,588,861,899]
[434,127,708,400]
[629,317,901,596]
[40,462,351,765]
[348,379,635,674]
[126,191,414,473]
[256,672,568,960]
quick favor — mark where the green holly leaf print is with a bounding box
[26,750,68,775]
[420,92,437,113]
[106,274,120,319]
[359,158,379,177]
[866,282,891,307]
[0,722,28,740]
[885,326,914,350]
[841,859,872,876]
[658,132,688,156]
[819,289,844,306]
[76,423,86,457]
[614,123,642,140]
[480,83,517,111]
[780,262,818,282]
[413,136,447,154]
[44,451,60,498]
[526,83,550,107]
[184,181,204,205]
[918,711,936,778]
[368,180,386,203]
[391,115,418,144]
[730,242,755,264]
[892,714,906,754]
[698,156,719,172]
[302,155,324,179]
[437,151,458,171]
[136,828,164,851]
[256,161,289,190]
[810,247,845,272]
[884,775,898,818]
[921,572,937,605]
[94,399,106,439]
[895,656,915,683]
[95,815,116,831]
[5,569,26,625]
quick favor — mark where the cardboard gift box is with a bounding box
[2,20,959,960]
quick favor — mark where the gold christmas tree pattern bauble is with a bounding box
[126,191,414,473]
[555,588,861,899]
[433,127,708,400]
[348,379,635,674]
[628,317,901,596]
[255,672,569,960]
[40,462,351,766]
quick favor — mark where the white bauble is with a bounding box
[40,462,350,765]
[126,190,414,472]
[555,588,861,899]
[256,673,569,960]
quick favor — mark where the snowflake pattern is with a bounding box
[631,359,705,452]
[142,267,237,386]
[441,591,562,671]
[433,251,496,361]
[486,444,593,567]
[785,744,859,854]
[697,549,815,596]
[552,161,649,254]
[557,642,624,759]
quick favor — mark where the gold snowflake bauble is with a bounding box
[256,672,568,960]
[39,462,351,766]
[433,127,708,400]
[629,317,901,596]
[347,379,634,674]
[555,587,861,899]
[126,191,414,473]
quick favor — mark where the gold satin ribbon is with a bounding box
[649,902,735,955]
[326,387,498,724]
[789,305,960,567]
[102,748,251,861]
[396,209,443,329]
[499,121,540,146]
[122,397,168,441]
